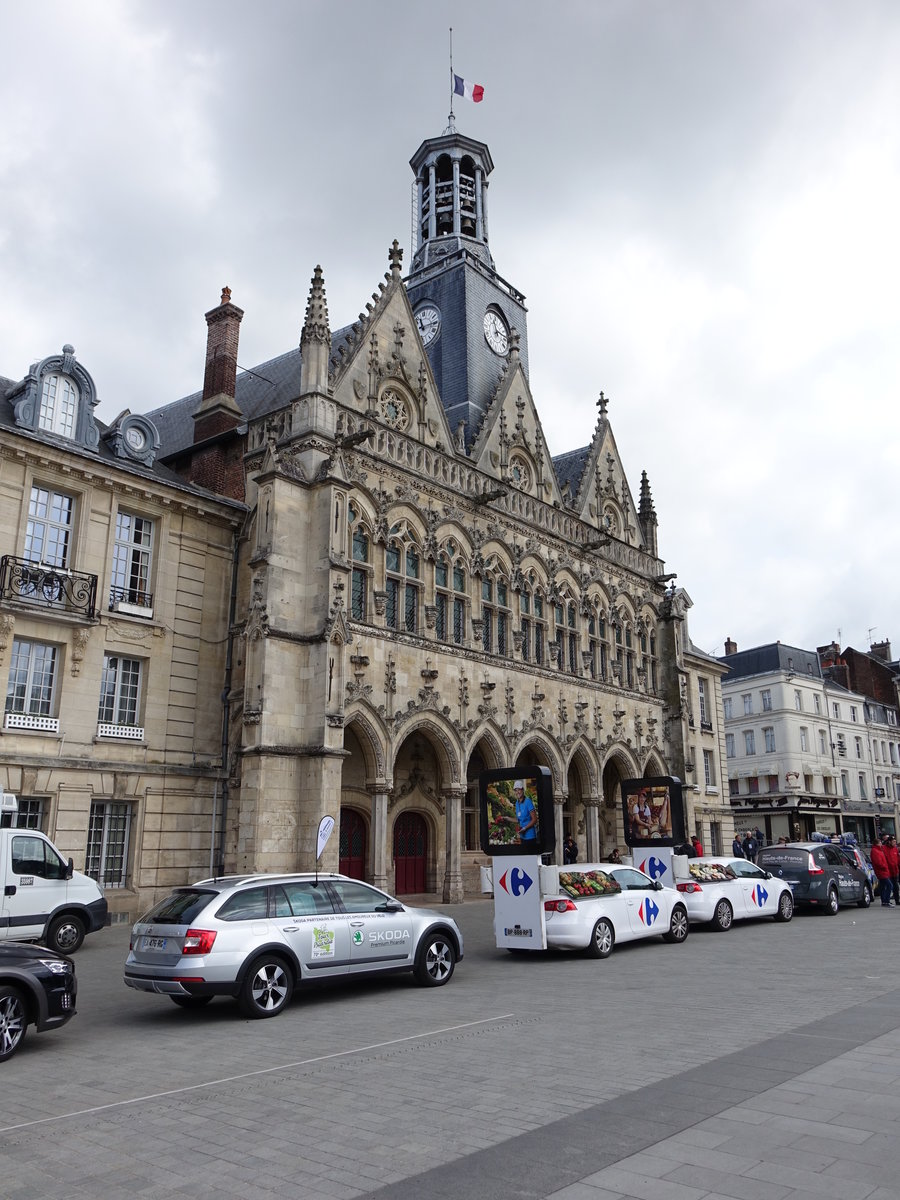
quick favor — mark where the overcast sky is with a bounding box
[2,1,898,660]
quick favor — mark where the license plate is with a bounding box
[141,936,168,951]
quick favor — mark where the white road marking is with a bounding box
[0,1014,515,1133]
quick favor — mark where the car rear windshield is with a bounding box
[138,888,217,925]
[757,848,807,869]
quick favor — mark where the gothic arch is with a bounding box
[464,719,510,768]
[565,738,600,796]
[343,704,390,783]
[512,731,564,794]
[390,712,463,787]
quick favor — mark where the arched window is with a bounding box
[520,576,546,665]
[435,544,466,644]
[386,535,420,633]
[348,504,371,621]
[38,373,79,438]
[482,572,511,657]
[588,607,609,682]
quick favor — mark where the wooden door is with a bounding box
[393,811,427,894]
[339,809,367,880]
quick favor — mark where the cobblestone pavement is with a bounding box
[1,897,899,1199]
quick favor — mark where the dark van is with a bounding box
[756,842,872,914]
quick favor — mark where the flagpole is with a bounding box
[449,27,454,124]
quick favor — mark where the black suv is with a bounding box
[756,842,872,914]
[0,942,77,1061]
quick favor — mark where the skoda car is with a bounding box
[124,873,463,1019]
[0,942,77,1061]
[674,857,794,930]
[542,865,689,957]
[755,843,872,913]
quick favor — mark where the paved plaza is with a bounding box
[1,898,899,1199]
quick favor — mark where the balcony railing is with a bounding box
[97,722,144,741]
[0,555,97,619]
[108,584,154,618]
[4,712,60,733]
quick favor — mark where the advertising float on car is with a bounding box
[480,771,690,957]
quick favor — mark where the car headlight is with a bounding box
[39,958,72,975]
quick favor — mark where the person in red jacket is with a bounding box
[883,835,900,905]
[870,837,892,906]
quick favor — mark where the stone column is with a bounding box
[452,158,461,234]
[370,787,390,892]
[442,788,466,903]
[584,796,602,862]
[428,163,437,240]
[554,794,566,864]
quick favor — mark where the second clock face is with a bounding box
[484,310,509,355]
[415,305,441,346]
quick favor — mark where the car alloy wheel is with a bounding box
[0,986,27,1062]
[586,917,614,958]
[239,957,293,1019]
[663,905,689,943]
[414,933,456,986]
[858,886,872,910]
[826,887,839,916]
[712,899,733,931]
[775,891,794,922]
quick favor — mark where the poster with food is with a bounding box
[620,776,685,848]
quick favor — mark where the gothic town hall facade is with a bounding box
[0,124,730,916]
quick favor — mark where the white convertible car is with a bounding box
[542,864,690,957]
[674,856,794,930]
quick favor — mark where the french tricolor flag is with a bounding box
[453,73,484,103]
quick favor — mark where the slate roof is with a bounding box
[0,372,244,511]
[552,446,589,497]
[718,642,822,680]
[143,323,353,460]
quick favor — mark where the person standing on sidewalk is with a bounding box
[883,835,900,905]
[870,836,892,906]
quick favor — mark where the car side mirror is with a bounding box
[764,871,773,879]
[653,880,664,891]
[66,857,74,880]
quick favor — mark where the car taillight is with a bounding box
[182,929,217,955]
[807,854,824,875]
[544,899,577,913]
[677,882,701,893]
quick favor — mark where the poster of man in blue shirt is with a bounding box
[479,767,554,857]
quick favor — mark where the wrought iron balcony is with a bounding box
[108,584,154,618]
[0,555,97,619]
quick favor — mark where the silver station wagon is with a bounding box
[124,873,463,1018]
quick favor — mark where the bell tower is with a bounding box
[405,123,529,448]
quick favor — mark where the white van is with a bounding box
[1,795,109,953]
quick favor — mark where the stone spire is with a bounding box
[300,265,331,395]
[639,470,658,558]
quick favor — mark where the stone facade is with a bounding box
[0,361,242,919]
[0,124,733,917]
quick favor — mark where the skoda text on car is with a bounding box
[755,843,872,914]
[674,857,794,931]
[541,865,689,958]
[0,942,77,1062]
[124,873,463,1018]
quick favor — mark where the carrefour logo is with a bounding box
[639,898,660,926]
[751,885,768,908]
[639,856,668,881]
[498,868,534,896]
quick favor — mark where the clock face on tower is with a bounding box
[483,309,509,356]
[414,305,441,346]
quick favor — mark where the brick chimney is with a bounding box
[724,637,737,655]
[870,639,892,662]
[193,286,244,443]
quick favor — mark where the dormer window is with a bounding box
[39,373,79,438]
